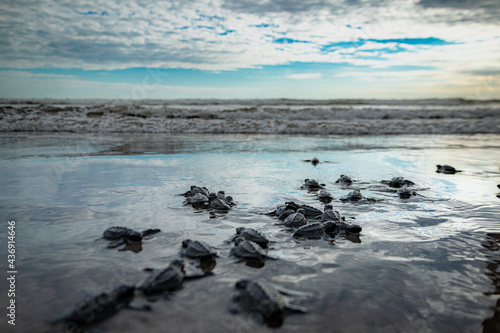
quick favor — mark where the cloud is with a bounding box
[287,73,322,79]
[0,0,498,86]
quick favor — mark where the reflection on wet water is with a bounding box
[1,133,500,332]
[482,233,500,333]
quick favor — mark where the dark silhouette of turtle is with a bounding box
[48,285,149,327]
[382,176,415,188]
[317,189,333,203]
[232,228,270,248]
[321,205,344,222]
[231,238,275,261]
[282,208,308,228]
[231,279,309,327]
[397,186,416,199]
[335,175,355,185]
[181,239,217,259]
[138,259,186,295]
[103,226,160,249]
[293,221,336,239]
[436,165,461,174]
[301,179,324,190]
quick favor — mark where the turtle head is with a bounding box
[235,279,250,289]
[181,239,192,248]
[235,227,245,235]
[304,178,310,183]
[324,204,333,211]
[208,193,217,200]
[436,165,442,169]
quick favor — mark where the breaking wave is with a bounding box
[1,99,499,135]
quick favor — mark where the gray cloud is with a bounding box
[417,0,500,23]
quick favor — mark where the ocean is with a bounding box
[0,99,500,332]
[1,98,499,134]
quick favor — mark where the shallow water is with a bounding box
[1,132,500,333]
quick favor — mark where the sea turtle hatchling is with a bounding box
[292,221,336,239]
[397,185,416,199]
[301,178,324,190]
[382,176,415,188]
[138,259,186,295]
[103,226,161,249]
[335,175,354,185]
[283,208,308,228]
[181,239,218,259]
[341,190,364,202]
[233,228,270,248]
[183,193,210,208]
[317,189,333,203]
[231,279,308,326]
[48,285,146,327]
[436,164,461,174]
[231,238,274,261]
[321,205,344,222]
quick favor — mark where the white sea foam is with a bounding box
[0,99,499,135]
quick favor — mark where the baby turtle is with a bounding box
[298,204,322,219]
[397,185,416,199]
[321,205,344,222]
[181,239,217,258]
[382,176,415,188]
[341,190,364,202]
[233,228,270,248]
[210,197,231,211]
[232,279,308,327]
[335,175,354,185]
[138,259,185,295]
[301,178,324,190]
[104,226,142,242]
[183,193,210,208]
[232,238,272,261]
[337,221,362,235]
[283,208,308,228]
[293,221,336,239]
[103,226,160,249]
[48,285,139,326]
[436,164,461,174]
[317,189,333,203]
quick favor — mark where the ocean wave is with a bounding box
[1,99,499,135]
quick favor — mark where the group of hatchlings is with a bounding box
[49,163,470,329]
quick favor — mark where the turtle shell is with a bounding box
[337,222,362,234]
[283,209,307,227]
[103,226,142,242]
[335,175,354,184]
[182,239,217,258]
[346,190,363,201]
[235,279,285,317]
[210,198,231,211]
[302,179,323,189]
[293,222,325,239]
[298,205,322,218]
[436,164,458,174]
[139,260,185,295]
[321,206,343,222]
[397,186,415,199]
[233,239,268,260]
[236,228,269,248]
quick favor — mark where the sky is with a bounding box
[0,0,499,100]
